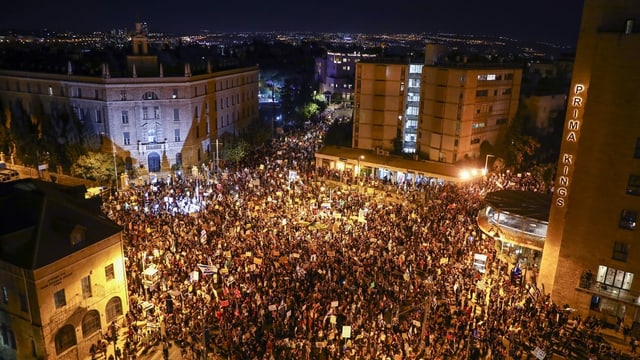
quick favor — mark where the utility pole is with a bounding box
[215,139,221,173]
[113,142,118,191]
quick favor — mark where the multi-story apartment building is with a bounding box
[0,24,259,174]
[315,51,376,105]
[352,49,522,164]
[420,63,522,163]
[0,179,127,359]
[520,93,567,135]
[539,0,640,325]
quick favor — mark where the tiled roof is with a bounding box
[0,179,121,269]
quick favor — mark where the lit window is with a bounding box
[597,265,633,290]
[619,209,637,230]
[627,175,640,196]
[487,74,496,80]
[142,91,158,100]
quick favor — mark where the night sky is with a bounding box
[2,0,585,46]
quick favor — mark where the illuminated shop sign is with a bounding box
[555,83,586,207]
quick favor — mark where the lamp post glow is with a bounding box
[483,154,496,175]
[356,155,364,177]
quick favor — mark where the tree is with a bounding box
[302,102,320,121]
[221,140,248,165]
[71,151,119,183]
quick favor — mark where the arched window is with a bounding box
[105,297,123,323]
[81,310,101,338]
[55,325,76,354]
[142,91,159,100]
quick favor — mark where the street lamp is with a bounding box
[356,155,364,177]
[483,154,496,175]
[113,143,118,191]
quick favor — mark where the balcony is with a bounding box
[577,279,639,305]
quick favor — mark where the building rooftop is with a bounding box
[484,190,551,222]
[317,145,464,182]
[0,179,121,269]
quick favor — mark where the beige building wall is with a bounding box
[33,233,128,359]
[0,67,259,173]
[420,66,521,163]
[521,94,566,133]
[353,62,407,151]
[540,0,640,322]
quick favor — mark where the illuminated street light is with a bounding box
[483,154,496,175]
[356,155,364,177]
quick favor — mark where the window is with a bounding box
[55,325,76,354]
[95,109,102,123]
[123,132,130,146]
[502,88,512,95]
[173,108,180,121]
[142,91,158,100]
[106,297,123,323]
[620,209,637,230]
[613,242,629,262]
[70,225,86,245]
[472,122,486,129]
[105,264,115,280]
[635,138,640,159]
[54,289,66,309]
[121,111,129,124]
[19,293,27,312]
[505,73,514,80]
[597,265,633,290]
[174,129,181,142]
[627,175,640,196]
[120,90,127,101]
[176,153,182,167]
[153,106,160,119]
[48,86,53,96]
[195,106,199,119]
[496,118,508,125]
[2,287,7,303]
[81,276,92,299]
[475,90,488,97]
[172,89,178,99]
[406,106,419,116]
[1,327,16,349]
[470,138,481,145]
[142,107,149,120]
[82,310,101,337]
[77,88,82,98]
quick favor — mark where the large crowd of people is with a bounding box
[101,118,631,360]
